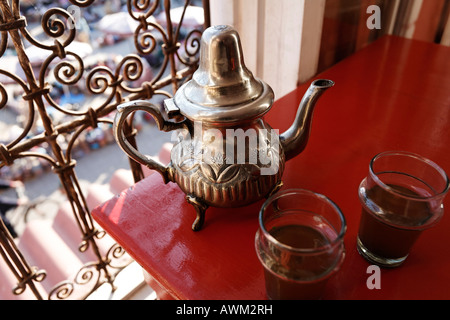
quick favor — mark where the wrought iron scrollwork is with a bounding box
[0,0,209,299]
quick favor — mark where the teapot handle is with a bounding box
[113,100,183,183]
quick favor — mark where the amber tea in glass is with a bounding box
[357,151,449,267]
[255,189,346,300]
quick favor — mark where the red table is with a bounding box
[92,35,450,300]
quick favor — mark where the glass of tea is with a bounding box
[357,151,449,267]
[255,189,346,300]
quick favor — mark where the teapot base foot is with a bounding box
[185,180,284,231]
[186,194,209,231]
[266,180,284,199]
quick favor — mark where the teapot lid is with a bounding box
[172,25,274,124]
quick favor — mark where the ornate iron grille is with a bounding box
[0,0,209,300]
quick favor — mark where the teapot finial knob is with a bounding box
[174,25,274,124]
[196,25,255,90]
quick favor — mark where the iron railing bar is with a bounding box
[0,64,196,165]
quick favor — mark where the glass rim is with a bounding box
[369,151,450,201]
[259,188,347,254]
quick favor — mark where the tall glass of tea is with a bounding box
[255,189,346,300]
[357,151,449,267]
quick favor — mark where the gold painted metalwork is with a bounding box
[0,0,209,299]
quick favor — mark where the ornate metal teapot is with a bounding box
[113,25,334,231]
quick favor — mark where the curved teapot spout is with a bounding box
[280,79,334,161]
